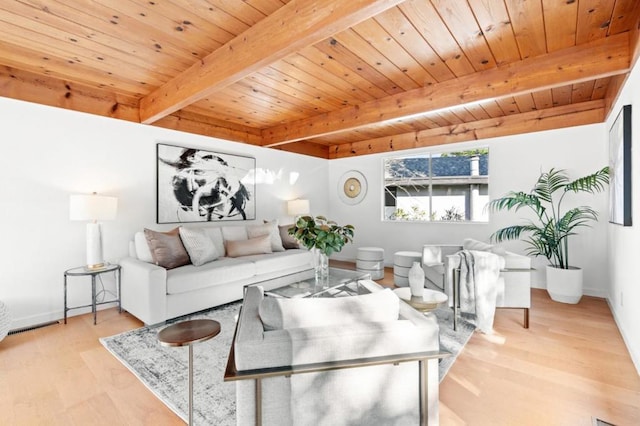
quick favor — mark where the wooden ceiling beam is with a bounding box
[0,66,139,121]
[138,0,404,124]
[262,33,629,147]
[329,100,605,158]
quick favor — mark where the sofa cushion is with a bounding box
[134,231,154,263]
[240,249,312,275]
[144,228,191,269]
[248,221,285,252]
[279,224,300,249]
[166,257,256,294]
[225,235,272,258]
[178,226,219,266]
[259,288,400,331]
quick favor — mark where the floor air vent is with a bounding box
[8,320,59,335]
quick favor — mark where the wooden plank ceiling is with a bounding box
[0,0,638,159]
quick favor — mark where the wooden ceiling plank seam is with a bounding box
[231,80,323,118]
[464,103,492,121]
[466,0,522,65]
[312,37,404,95]
[5,0,195,74]
[329,100,605,158]
[90,0,225,53]
[170,0,252,37]
[182,103,271,128]
[541,0,578,52]
[0,7,183,82]
[590,76,611,100]
[513,93,537,113]
[22,0,211,66]
[551,85,573,107]
[240,0,288,16]
[503,0,547,59]
[0,41,148,96]
[480,100,506,118]
[430,0,498,71]
[399,0,477,77]
[139,0,406,124]
[435,110,463,125]
[0,21,170,87]
[298,45,390,99]
[268,59,366,108]
[204,0,269,27]
[333,28,422,91]
[448,106,478,123]
[495,96,521,115]
[608,0,640,35]
[571,80,596,103]
[576,0,615,44]
[128,0,238,47]
[261,32,630,146]
[0,65,139,121]
[374,7,455,83]
[532,89,554,110]
[282,53,377,103]
[350,18,438,86]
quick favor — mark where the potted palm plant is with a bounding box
[288,215,355,279]
[488,167,609,304]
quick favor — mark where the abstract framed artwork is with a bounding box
[609,104,632,226]
[156,143,256,224]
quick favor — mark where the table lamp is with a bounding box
[70,192,118,269]
[287,199,310,217]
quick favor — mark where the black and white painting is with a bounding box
[609,104,632,226]
[157,143,256,223]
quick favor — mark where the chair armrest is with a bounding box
[120,257,168,325]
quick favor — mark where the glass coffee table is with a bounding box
[252,267,371,299]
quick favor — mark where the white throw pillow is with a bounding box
[247,220,285,252]
[134,231,154,263]
[203,227,226,257]
[259,288,400,331]
[178,227,219,266]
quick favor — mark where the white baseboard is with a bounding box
[530,282,607,298]
[9,302,118,331]
[606,298,640,376]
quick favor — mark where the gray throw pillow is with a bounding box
[179,227,219,266]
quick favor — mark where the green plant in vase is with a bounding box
[288,215,355,278]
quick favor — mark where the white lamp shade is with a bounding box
[287,199,310,216]
[70,194,118,221]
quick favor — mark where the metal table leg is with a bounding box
[91,275,97,325]
[189,344,194,425]
[117,267,122,313]
[64,274,68,324]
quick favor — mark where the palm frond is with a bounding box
[487,192,545,216]
[564,166,610,194]
[533,168,569,203]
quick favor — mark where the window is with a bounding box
[383,149,489,222]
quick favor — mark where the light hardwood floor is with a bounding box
[1,265,639,425]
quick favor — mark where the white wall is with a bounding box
[0,97,327,329]
[606,60,640,373]
[328,124,609,297]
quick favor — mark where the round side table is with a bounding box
[393,287,448,313]
[158,319,221,425]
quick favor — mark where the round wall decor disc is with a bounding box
[338,170,367,205]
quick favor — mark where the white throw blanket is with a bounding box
[457,250,503,333]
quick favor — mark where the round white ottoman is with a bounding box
[356,247,385,280]
[393,251,422,287]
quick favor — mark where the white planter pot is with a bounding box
[546,265,583,304]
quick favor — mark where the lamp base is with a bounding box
[86,222,105,269]
[86,262,107,270]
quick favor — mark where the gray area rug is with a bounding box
[100,301,474,425]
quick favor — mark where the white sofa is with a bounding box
[121,223,313,325]
[228,281,443,425]
[422,238,532,328]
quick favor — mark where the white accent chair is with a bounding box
[422,239,532,328]
[225,280,445,425]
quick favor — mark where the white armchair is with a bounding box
[422,239,532,328]
[225,281,446,425]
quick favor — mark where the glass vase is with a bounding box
[313,248,329,281]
